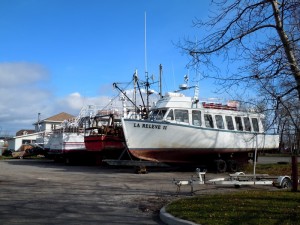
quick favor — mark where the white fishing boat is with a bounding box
[121,86,280,172]
[45,106,96,163]
[47,128,85,156]
[35,131,51,150]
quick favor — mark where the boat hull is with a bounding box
[122,119,279,163]
[84,135,126,151]
[84,135,126,159]
[48,132,86,155]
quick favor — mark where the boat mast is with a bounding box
[144,11,150,114]
[112,82,139,115]
[133,70,137,118]
[159,64,163,99]
[144,12,147,77]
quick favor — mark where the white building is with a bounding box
[7,112,74,151]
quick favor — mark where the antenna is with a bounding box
[144,12,150,112]
[144,12,148,75]
[159,64,163,99]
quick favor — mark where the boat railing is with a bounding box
[202,102,238,111]
[84,124,124,137]
[51,127,84,134]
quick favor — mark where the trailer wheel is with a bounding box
[215,159,227,173]
[227,160,237,172]
[281,178,292,189]
[65,157,71,165]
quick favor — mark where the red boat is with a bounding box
[84,114,126,163]
[84,134,125,152]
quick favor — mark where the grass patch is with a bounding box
[0,155,14,160]
[167,163,300,225]
[0,155,46,160]
[243,163,300,176]
[166,190,300,225]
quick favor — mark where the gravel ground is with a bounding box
[0,158,283,225]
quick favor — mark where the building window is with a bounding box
[22,140,32,144]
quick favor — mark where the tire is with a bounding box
[95,154,103,166]
[65,157,71,164]
[215,159,227,173]
[65,156,74,165]
[227,160,238,172]
[281,178,292,189]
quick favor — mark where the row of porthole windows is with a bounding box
[162,109,261,132]
[201,113,260,132]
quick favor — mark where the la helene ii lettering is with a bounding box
[142,123,161,129]
[133,123,163,130]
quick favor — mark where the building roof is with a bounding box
[44,112,75,122]
[16,129,35,136]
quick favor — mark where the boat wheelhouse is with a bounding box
[83,113,126,163]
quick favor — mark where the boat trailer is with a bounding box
[103,148,169,173]
[103,159,169,173]
[173,168,294,194]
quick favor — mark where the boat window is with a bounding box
[160,110,167,119]
[215,115,224,129]
[166,109,174,121]
[251,118,259,132]
[149,110,157,120]
[235,116,243,131]
[174,110,189,123]
[192,110,202,126]
[243,117,251,131]
[151,109,167,120]
[225,116,234,130]
[204,114,214,128]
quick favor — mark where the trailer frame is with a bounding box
[173,169,294,194]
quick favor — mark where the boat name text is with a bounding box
[133,123,167,130]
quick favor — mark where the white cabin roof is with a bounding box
[155,93,194,109]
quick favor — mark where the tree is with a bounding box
[182,0,299,191]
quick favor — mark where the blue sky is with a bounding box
[0,0,216,135]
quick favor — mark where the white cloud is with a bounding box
[0,65,114,134]
[0,62,160,136]
[0,62,53,135]
[0,62,48,87]
[54,92,114,114]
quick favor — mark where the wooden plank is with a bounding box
[103,159,169,167]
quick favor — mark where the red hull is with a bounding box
[84,135,126,152]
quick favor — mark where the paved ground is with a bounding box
[0,156,294,225]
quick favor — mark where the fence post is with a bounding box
[291,155,298,192]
